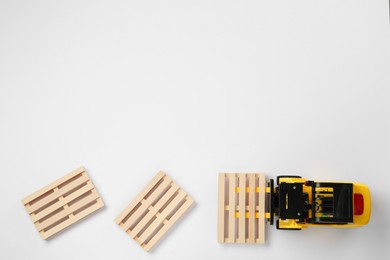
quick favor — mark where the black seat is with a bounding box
[312,183,353,224]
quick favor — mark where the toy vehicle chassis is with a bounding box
[266,176,371,230]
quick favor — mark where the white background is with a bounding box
[1,0,389,259]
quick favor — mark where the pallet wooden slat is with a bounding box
[217,174,226,243]
[257,174,266,243]
[228,174,236,243]
[248,174,256,243]
[21,167,105,240]
[116,171,194,252]
[218,173,266,244]
[238,174,246,243]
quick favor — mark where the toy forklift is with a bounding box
[218,173,371,244]
[267,175,371,230]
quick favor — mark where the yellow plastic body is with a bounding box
[276,177,371,230]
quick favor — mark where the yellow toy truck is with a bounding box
[267,175,371,230]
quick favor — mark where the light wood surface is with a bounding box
[115,171,194,252]
[21,166,105,240]
[218,173,266,244]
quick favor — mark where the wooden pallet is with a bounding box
[115,171,194,252]
[218,173,266,244]
[21,167,105,240]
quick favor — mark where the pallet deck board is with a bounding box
[218,173,266,244]
[116,171,194,252]
[21,167,104,240]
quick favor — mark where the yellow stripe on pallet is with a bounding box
[235,187,261,192]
